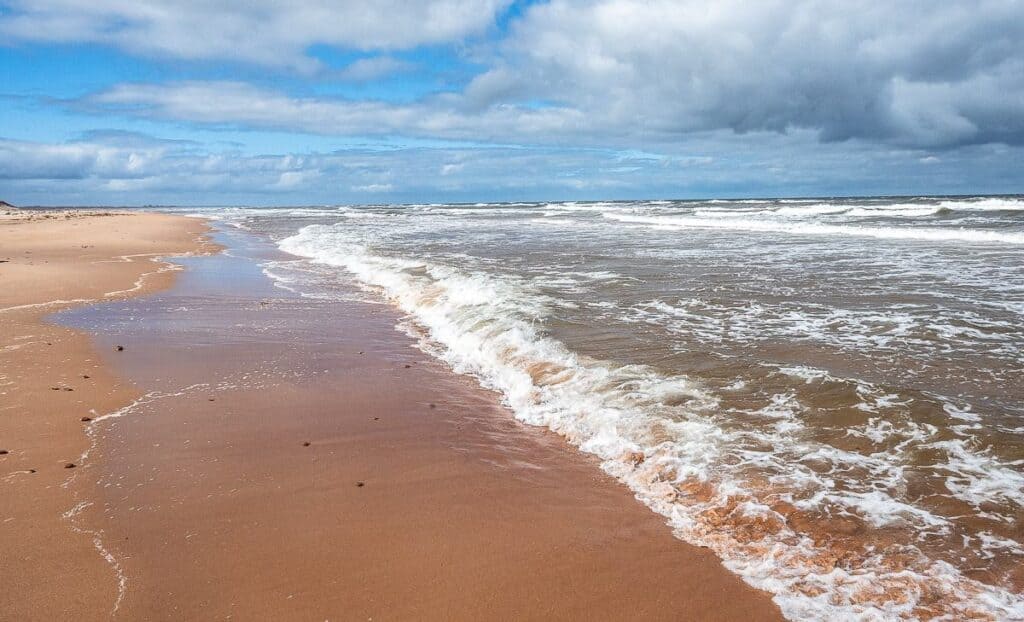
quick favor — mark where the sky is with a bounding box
[0,0,1022,206]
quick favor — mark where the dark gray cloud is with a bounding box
[469,0,1024,148]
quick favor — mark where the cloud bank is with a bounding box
[2,0,1023,203]
[48,0,1023,150]
[475,0,1024,148]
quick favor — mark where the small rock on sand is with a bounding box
[115,345,124,351]
[0,449,9,455]
[302,441,311,447]
[64,463,76,469]
[428,403,436,409]
[80,417,92,422]
[356,481,365,487]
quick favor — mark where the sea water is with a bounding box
[187,197,1024,620]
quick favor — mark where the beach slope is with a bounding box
[0,210,214,619]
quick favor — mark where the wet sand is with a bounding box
[0,209,215,619]
[5,215,783,620]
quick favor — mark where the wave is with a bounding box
[604,213,1024,244]
[278,223,1024,621]
[693,203,945,219]
[940,198,1024,211]
[688,198,1024,221]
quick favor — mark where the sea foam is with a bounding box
[603,212,1024,244]
[278,222,1024,621]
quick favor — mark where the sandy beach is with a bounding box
[0,209,216,618]
[1,210,783,620]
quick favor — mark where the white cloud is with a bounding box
[352,183,393,193]
[0,0,511,69]
[85,80,588,143]
[337,57,414,82]
[273,170,321,189]
[472,0,1024,148]
[3,133,1020,206]
[10,1,1024,150]
[5,2,1024,202]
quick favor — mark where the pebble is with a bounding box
[356,482,365,487]
[0,449,8,455]
[80,417,92,422]
[64,463,76,469]
[302,441,311,447]
[115,345,124,351]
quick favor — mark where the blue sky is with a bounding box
[1,0,1022,205]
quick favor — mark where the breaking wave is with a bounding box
[278,222,1024,621]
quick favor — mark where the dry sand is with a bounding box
[1,209,784,621]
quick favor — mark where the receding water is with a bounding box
[179,196,1024,620]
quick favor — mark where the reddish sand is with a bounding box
[1,210,783,621]
[0,210,215,619]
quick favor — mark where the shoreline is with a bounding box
[3,211,783,620]
[0,209,217,619]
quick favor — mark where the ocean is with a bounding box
[188,196,1024,620]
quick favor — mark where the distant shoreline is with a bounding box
[3,192,1023,211]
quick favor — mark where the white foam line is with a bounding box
[62,382,211,615]
[604,212,1024,244]
[89,384,209,428]
[0,297,98,314]
[62,500,128,616]
[0,254,190,314]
